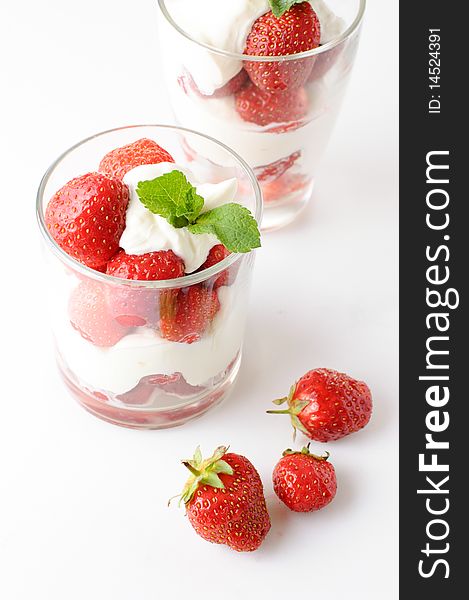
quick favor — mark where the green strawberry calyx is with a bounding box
[268,0,305,18]
[282,444,330,461]
[266,383,310,437]
[136,170,261,253]
[178,446,234,506]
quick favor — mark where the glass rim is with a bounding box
[157,0,366,61]
[36,124,263,290]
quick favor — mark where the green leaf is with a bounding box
[136,170,204,227]
[268,0,304,18]
[188,204,261,253]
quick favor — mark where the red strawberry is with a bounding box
[106,250,185,281]
[177,446,271,552]
[273,445,337,512]
[45,172,129,269]
[178,69,249,99]
[69,280,128,347]
[244,3,320,92]
[268,368,373,441]
[235,82,308,126]
[105,250,185,327]
[99,138,175,180]
[159,285,220,344]
[198,244,232,289]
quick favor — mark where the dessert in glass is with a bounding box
[36,125,262,429]
[157,0,366,231]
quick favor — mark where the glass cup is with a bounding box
[36,125,262,429]
[157,0,366,231]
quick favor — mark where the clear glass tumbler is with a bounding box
[36,125,262,429]
[157,0,366,231]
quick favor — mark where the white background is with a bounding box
[1,1,398,598]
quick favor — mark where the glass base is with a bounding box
[57,352,242,430]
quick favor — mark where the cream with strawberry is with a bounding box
[159,0,356,219]
[45,138,261,405]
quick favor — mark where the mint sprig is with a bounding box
[269,0,305,18]
[136,170,204,228]
[136,170,261,253]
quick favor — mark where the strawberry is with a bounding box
[106,250,185,281]
[99,138,175,180]
[198,244,231,289]
[268,368,373,442]
[105,250,185,327]
[235,82,308,126]
[273,445,337,512]
[69,280,128,347]
[177,446,271,552]
[244,3,320,92]
[159,285,220,344]
[178,69,249,99]
[45,172,129,269]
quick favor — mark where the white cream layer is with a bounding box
[56,286,246,393]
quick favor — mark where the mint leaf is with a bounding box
[269,0,304,18]
[136,170,204,228]
[188,204,261,253]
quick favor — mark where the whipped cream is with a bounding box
[55,285,247,392]
[162,0,346,94]
[120,163,238,273]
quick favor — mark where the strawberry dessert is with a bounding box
[158,0,364,229]
[39,130,261,428]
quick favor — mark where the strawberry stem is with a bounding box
[266,409,291,415]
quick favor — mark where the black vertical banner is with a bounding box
[400,1,465,595]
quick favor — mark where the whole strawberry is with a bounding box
[45,172,129,269]
[69,280,128,347]
[235,82,308,127]
[273,445,337,512]
[177,446,271,552]
[159,285,220,344]
[268,368,372,441]
[99,138,175,180]
[244,3,320,92]
[105,250,185,327]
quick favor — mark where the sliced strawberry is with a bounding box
[99,138,175,180]
[235,82,308,126]
[254,151,301,184]
[244,3,320,92]
[106,250,185,327]
[45,172,129,269]
[159,285,220,344]
[69,280,128,347]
